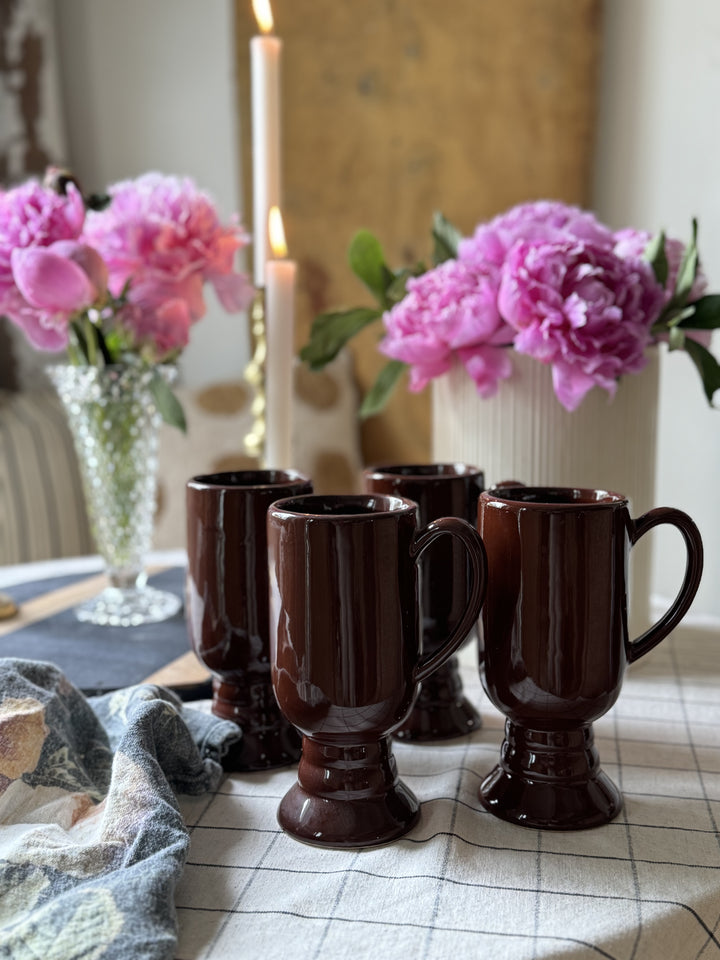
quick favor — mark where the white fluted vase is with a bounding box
[432,351,660,634]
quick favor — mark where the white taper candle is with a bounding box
[250,0,281,288]
[265,206,296,468]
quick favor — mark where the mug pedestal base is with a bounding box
[479,722,623,830]
[394,657,482,742]
[213,677,302,772]
[278,737,420,848]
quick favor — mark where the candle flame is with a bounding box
[268,206,288,258]
[252,0,274,34]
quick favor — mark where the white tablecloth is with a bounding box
[175,625,720,960]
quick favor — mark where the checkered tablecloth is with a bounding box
[174,625,720,960]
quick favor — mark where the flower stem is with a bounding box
[84,314,98,366]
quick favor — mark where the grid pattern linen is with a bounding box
[175,625,720,960]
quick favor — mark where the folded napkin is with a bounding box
[0,659,241,960]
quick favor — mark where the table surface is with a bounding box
[2,558,720,959]
[175,622,720,960]
[0,552,208,694]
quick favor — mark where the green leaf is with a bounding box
[644,231,669,288]
[668,326,686,351]
[432,211,462,265]
[654,304,698,333]
[678,294,720,330]
[85,192,111,211]
[92,323,113,365]
[150,371,187,432]
[69,321,91,364]
[299,307,381,370]
[683,337,720,405]
[385,267,420,305]
[671,306,697,327]
[103,327,127,361]
[359,359,407,419]
[673,218,699,306]
[348,231,394,306]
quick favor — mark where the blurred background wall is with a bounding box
[49,0,248,388]
[3,0,719,624]
[593,0,720,624]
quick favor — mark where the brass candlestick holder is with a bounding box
[0,592,19,620]
[243,288,267,465]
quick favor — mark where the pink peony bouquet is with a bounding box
[0,168,253,427]
[301,200,720,414]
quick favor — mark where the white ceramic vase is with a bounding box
[432,351,660,635]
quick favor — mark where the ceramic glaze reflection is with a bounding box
[478,485,704,830]
[363,462,485,741]
[268,493,487,848]
[270,497,418,740]
[186,469,312,771]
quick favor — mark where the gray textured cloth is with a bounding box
[0,659,241,959]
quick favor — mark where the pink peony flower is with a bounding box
[82,173,253,353]
[498,239,666,411]
[12,238,107,316]
[117,296,193,358]
[0,181,87,349]
[459,200,615,271]
[380,258,514,396]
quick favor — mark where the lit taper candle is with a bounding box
[265,206,296,468]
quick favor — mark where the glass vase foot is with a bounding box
[75,585,182,627]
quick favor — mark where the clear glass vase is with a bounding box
[47,363,182,627]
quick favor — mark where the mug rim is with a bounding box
[188,469,311,492]
[482,485,628,508]
[364,462,484,481]
[269,492,418,520]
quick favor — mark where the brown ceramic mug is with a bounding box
[478,485,704,830]
[363,463,485,741]
[186,469,312,771]
[267,493,487,847]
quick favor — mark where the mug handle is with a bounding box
[410,517,487,684]
[627,507,704,663]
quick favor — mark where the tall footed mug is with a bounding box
[186,470,312,771]
[363,463,485,741]
[267,494,487,848]
[478,486,703,830]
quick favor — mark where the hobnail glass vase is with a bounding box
[47,363,182,627]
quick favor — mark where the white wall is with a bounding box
[594,0,720,623]
[53,0,249,387]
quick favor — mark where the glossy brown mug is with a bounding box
[186,469,312,771]
[478,485,704,830]
[363,462,485,741]
[267,493,487,848]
